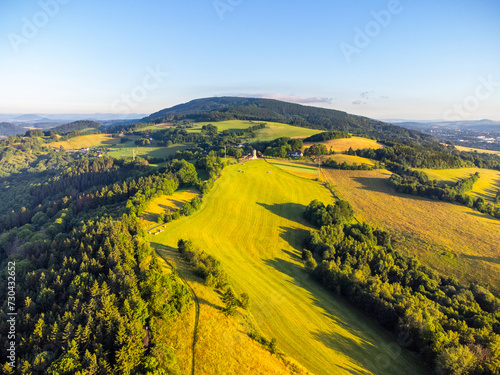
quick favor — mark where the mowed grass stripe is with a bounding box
[153,160,425,375]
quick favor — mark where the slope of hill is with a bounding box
[51,120,102,134]
[152,160,425,375]
[0,122,25,136]
[143,97,435,143]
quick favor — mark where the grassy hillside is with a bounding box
[266,158,319,177]
[454,145,500,155]
[416,167,500,203]
[189,120,321,141]
[46,134,119,149]
[303,136,385,153]
[322,169,500,292]
[151,160,425,375]
[156,243,310,375]
[106,143,188,159]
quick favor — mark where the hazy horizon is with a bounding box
[1,0,499,121]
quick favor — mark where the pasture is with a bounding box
[265,158,319,177]
[454,145,500,155]
[46,134,119,149]
[303,136,384,153]
[106,143,188,160]
[322,169,500,292]
[151,160,425,375]
[189,120,321,141]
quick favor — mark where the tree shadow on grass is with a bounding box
[278,226,311,253]
[256,202,312,225]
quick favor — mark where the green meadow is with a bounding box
[151,160,425,375]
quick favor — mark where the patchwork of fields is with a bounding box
[150,160,424,375]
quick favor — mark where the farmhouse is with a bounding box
[287,151,303,157]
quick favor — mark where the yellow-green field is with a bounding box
[322,169,500,291]
[266,158,319,177]
[141,189,199,229]
[156,244,309,375]
[106,144,188,160]
[151,160,425,375]
[454,145,500,155]
[303,136,384,153]
[46,134,119,149]
[416,167,500,203]
[189,120,321,141]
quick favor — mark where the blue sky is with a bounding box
[0,0,499,120]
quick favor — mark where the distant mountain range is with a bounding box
[0,113,146,125]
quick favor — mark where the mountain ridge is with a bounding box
[143,97,436,144]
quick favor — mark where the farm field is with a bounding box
[141,188,199,229]
[155,242,309,375]
[322,169,500,291]
[324,154,376,167]
[189,120,321,141]
[106,144,188,159]
[265,158,319,177]
[454,145,500,155]
[417,167,500,203]
[46,134,119,149]
[303,136,385,153]
[151,160,425,375]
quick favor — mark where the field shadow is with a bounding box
[256,202,312,225]
[462,254,500,265]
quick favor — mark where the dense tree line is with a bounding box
[356,142,500,171]
[303,199,500,374]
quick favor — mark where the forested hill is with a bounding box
[51,120,102,134]
[0,122,25,137]
[143,97,435,143]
